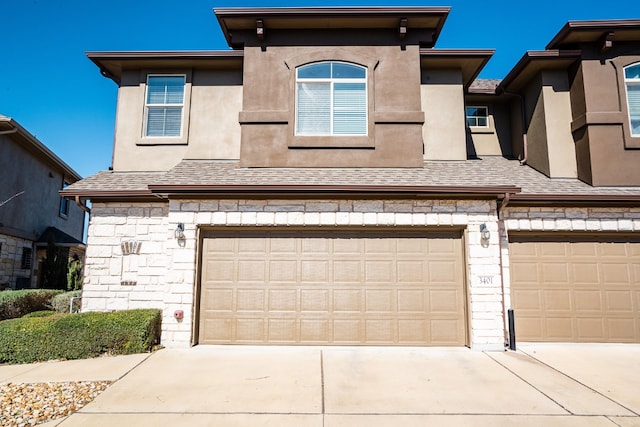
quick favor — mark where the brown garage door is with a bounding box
[198,229,466,346]
[509,235,640,342]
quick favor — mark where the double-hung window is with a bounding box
[296,61,367,136]
[625,63,640,137]
[145,75,186,137]
[466,106,488,128]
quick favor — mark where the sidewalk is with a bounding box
[1,344,639,426]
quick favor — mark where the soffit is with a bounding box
[498,50,581,92]
[87,51,244,84]
[420,49,494,89]
[215,7,450,48]
[547,20,640,49]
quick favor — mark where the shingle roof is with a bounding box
[468,78,500,93]
[64,156,640,202]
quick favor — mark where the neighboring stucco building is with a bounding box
[0,115,86,290]
[63,8,640,350]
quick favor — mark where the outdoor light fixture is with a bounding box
[175,223,185,240]
[399,18,407,38]
[256,19,264,41]
[480,223,490,241]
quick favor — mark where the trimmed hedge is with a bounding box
[22,310,57,318]
[0,309,162,364]
[0,289,63,320]
[51,290,83,313]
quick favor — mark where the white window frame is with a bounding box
[143,74,186,138]
[295,61,368,136]
[466,106,489,128]
[624,63,640,137]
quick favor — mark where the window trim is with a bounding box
[466,106,489,128]
[138,70,192,146]
[295,61,368,137]
[286,51,378,149]
[624,62,640,138]
[59,179,70,218]
[21,247,32,270]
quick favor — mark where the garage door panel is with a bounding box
[605,290,633,311]
[301,289,329,311]
[545,317,573,340]
[576,318,604,340]
[200,231,465,346]
[543,290,572,311]
[602,263,632,284]
[398,319,427,342]
[238,260,265,281]
[204,289,233,311]
[365,260,394,283]
[397,290,426,312]
[428,260,458,282]
[608,319,637,340]
[429,289,460,313]
[301,260,329,282]
[510,237,640,343]
[573,263,600,285]
[365,289,394,312]
[237,318,266,342]
[268,289,297,311]
[236,289,265,311]
[397,261,426,283]
[574,290,603,311]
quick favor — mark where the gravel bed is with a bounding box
[0,381,112,426]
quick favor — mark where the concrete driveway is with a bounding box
[4,344,640,426]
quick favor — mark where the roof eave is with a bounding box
[0,116,82,182]
[419,49,495,90]
[147,184,520,198]
[86,51,245,84]
[497,50,582,93]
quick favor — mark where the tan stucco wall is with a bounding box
[571,52,640,185]
[238,45,425,167]
[523,76,550,176]
[421,69,466,161]
[112,68,243,171]
[541,71,577,178]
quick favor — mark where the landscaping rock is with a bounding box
[0,381,112,426]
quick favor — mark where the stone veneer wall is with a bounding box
[0,233,34,289]
[84,199,506,350]
[501,207,640,311]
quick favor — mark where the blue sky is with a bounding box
[1,1,638,179]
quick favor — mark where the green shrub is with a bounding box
[0,289,64,320]
[0,309,162,364]
[22,310,57,318]
[51,290,83,313]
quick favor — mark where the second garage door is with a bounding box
[199,229,466,346]
[510,234,640,342]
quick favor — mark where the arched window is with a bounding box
[296,61,367,136]
[625,63,640,137]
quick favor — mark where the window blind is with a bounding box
[145,76,185,137]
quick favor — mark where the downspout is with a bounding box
[501,90,528,166]
[0,128,18,135]
[497,192,513,348]
[74,196,91,214]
